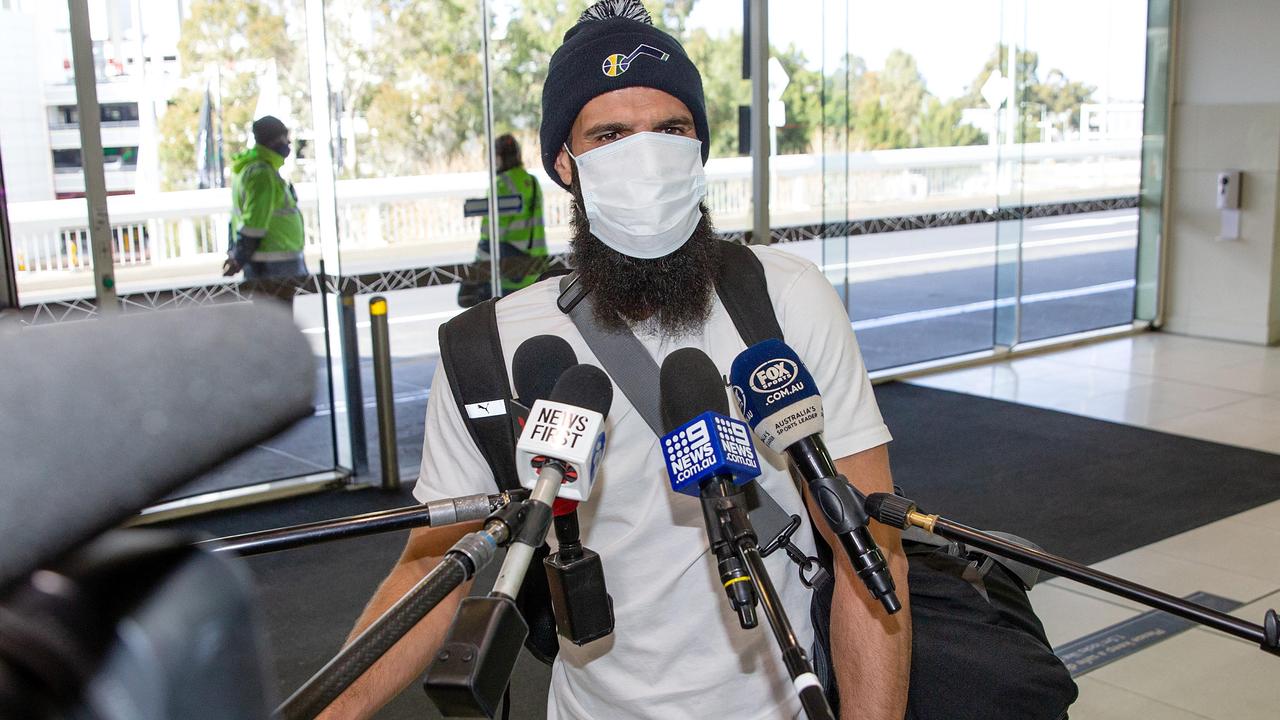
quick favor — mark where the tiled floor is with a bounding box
[907,331,1280,719]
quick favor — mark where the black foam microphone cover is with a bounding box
[659,347,730,434]
[0,303,314,592]
[512,335,578,405]
[548,364,613,417]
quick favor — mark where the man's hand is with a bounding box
[222,257,242,276]
[315,520,479,719]
[803,444,911,720]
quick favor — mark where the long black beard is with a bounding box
[568,186,721,336]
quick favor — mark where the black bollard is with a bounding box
[369,295,399,490]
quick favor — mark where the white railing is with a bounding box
[9,140,1140,281]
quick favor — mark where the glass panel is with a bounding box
[159,0,340,496]
[1135,0,1172,322]
[321,0,490,481]
[1,2,96,303]
[1013,0,1147,343]
[774,0,1003,370]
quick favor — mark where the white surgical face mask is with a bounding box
[567,132,706,260]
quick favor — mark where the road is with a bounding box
[181,209,1137,496]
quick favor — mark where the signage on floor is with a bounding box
[1054,591,1242,677]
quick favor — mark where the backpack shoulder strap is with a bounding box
[715,240,784,345]
[437,299,521,491]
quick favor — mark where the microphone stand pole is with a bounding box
[706,478,836,720]
[203,490,528,557]
[274,498,532,720]
[867,493,1280,656]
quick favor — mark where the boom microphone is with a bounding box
[0,303,313,593]
[730,339,901,614]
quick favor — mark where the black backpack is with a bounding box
[435,240,1075,718]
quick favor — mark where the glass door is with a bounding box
[0,0,343,502]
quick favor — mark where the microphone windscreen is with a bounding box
[659,347,729,434]
[0,303,314,592]
[729,339,824,452]
[512,335,578,406]
[548,364,613,417]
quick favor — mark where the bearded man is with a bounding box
[319,2,909,718]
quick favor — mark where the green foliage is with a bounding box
[156,1,1102,188]
[159,0,307,191]
[917,97,986,148]
[961,44,1097,143]
[683,29,750,157]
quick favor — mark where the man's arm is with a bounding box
[801,443,910,720]
[316,520,481,720]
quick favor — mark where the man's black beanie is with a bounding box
[539,2,709,191]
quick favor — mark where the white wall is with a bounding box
[0,11,54,202]
[1165,0,1280,344]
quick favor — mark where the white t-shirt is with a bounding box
[414,245,892,720]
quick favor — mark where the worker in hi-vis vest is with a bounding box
[476,134,547,296]
[222,115,306,280]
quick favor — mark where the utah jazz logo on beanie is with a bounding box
[602,44,669,76]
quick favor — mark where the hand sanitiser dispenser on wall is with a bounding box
[1217,170,1241,240]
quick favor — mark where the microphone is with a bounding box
[502,364,611,594]
[426,364,612,718]
[0,303,313,593]
[658,348,761,628]
[730,338,901,614]
[659,349,834,720]
[512,336,615,646]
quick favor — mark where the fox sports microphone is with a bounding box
[658,348,761,629]
[512,336,614,645]
[730,339,901,614]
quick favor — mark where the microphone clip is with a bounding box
[760,514,832,591]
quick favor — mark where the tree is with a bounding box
[917,97,985,148]
[878,49,927,145]
[158,0,307,190]
[960,44,1096,142]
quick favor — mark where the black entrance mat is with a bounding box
[876,382,1280,564]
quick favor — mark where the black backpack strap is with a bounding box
[438,298,563,664]
[715,240,783,345]
[437,299,520,491]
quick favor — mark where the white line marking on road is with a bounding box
[824,230,1135,272]
[851,280,1136,331]
[314,389,432,416]
[301,309,461,335]
[1029,216,1138,232]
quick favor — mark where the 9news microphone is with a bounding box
[513,336,615,646]
[659,348,761,629]
[730,339,901,614]
[659,348,834,720]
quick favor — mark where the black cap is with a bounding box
[252,115,289,146]
[539,0,709,191]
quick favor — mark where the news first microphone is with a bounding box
[730,339,901,615]
[425,364,611,719]
[511,335,615,647]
